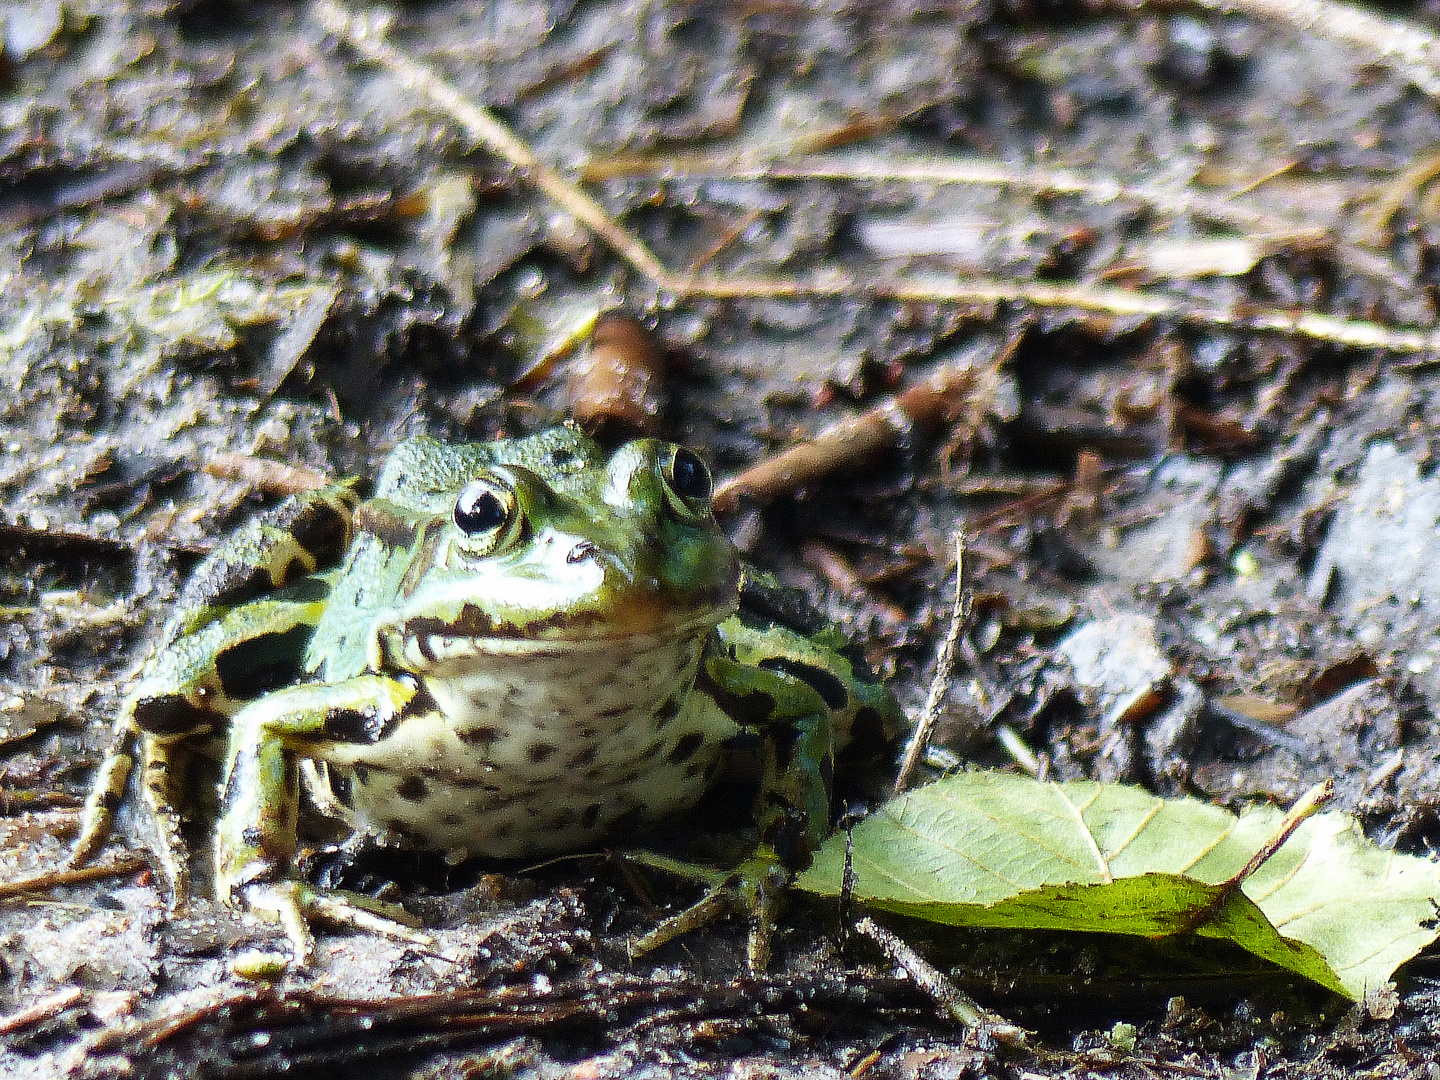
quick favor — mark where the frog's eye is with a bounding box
[454,479,514,538]
[662,447,713,516]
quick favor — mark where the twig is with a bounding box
[0,855,149,899]
[313,0,1440,359]
[205,453,332,496]
[854,916,1028,1046]
[712,345,1000,513]
[893,532,967,796]
[0,985,85,1035]
[1187,0,1440,100]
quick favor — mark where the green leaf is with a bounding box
[796,772,1440,1000]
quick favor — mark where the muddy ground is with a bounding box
[3,0,1440,1076]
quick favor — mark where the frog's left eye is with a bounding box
[661,447,713,518]
[454,479,515,539]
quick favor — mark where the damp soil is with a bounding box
[2,1,1440,1077]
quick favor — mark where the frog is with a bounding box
[69,424,901,968]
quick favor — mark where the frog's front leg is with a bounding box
[632,621,840,971]
[70,481,359,887]
[213,674,432,964]
[70,594,329,906]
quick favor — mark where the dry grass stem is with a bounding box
[0,856,149,899]
[585,151,1306,234]
[893,532,967,797]
[312,0,669,282]
[0,987,86,1036]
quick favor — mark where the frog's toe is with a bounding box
[241,880,432,968]
[628,852,790,971]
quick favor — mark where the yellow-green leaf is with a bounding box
[796,772,1440,1000]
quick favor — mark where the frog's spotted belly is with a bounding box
[318,630,736,858]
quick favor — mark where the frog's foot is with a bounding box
[626,849,790,971]
[241,879,433,968]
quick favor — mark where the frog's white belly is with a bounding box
[318,629,738,857]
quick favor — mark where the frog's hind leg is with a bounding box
[68,710,140,867]
[213,674,434,966]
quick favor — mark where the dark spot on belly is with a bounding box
[667,732,705,764]
[580,802,603,829]
[330,771,354,808]
[595,703,630,719]
[569,744,599,768]
[458,725,502,748]
[442,812,462,826]
[653,692,684,728]
[550,806,578,827]
[527,742,558,764]
[758,657,849,711]
[386,818,415,840]
[684,760,706,780]
[395,776,429,803]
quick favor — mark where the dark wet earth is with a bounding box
[3,1,1440,1076]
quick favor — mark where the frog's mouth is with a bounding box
[381,599,735,668]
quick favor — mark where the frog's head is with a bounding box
[368,427,738,665]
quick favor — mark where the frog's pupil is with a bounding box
[455,485,506,534]
[670,450,710,500]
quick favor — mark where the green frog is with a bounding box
[70,425,900,968]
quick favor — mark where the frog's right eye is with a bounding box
[454,479,514,537]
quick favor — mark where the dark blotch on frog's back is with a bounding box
[133,694,225,737]
[757,656,849,711]
[695,665,777,728]
[214,623,314,700]
[176,487,356,614]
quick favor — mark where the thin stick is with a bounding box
[0,856,149,899]
[0,986,86,1035]
[854,916,1027,1046]
[893,532,967,796]
[712,356,987,513]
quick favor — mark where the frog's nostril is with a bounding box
[567,540,597,564]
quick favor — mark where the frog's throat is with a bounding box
[380,605,733,668]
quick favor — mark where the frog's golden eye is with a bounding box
[454,478,515,538]
[661,447,713,518]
